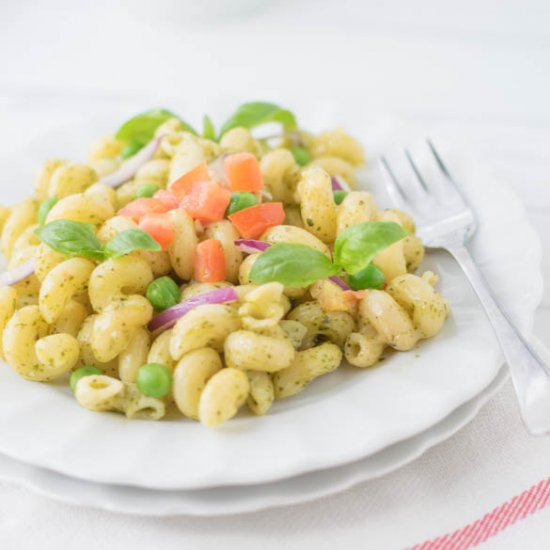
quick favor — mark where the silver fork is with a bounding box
[380,139,550,436]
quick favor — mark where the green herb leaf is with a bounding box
[219,102,297,138]
[115,108,196,145]
[37,197,58,226]
[120,141,144,159]
[202,114,216,140]
[104,229,162,258]
[334,221,407,275]
[35,220,105,260]
[250,243,338,288]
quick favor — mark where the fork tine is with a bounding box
[426,139,470,206]
[404,149,429,192]
[426,138,454,181]
[379,155,410,208]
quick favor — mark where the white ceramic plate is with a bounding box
[0,365,509,516]
[0,116,543,490]
[4,340,549,517]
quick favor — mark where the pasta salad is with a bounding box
[0,102,449,427]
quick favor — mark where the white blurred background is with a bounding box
[0,0,549,333]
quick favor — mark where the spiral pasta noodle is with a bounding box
[0,103,448,428]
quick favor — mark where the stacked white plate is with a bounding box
[0,114,542,516]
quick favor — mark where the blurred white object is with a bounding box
[119,0,274,25]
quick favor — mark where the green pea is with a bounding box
[348,263,385,290]
[70,365,104,393]
[38,197,59,226]
[137,363,172,398]
[290,146,311,166]
[121,141,144,159]
[226,192,258,216]
[134,183,160,199]
[146,276,181,311]
[333,190,348,205]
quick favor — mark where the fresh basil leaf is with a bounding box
[334,221,407,275]
[35,220,105,260]
[115,108,196,145]
[250,243,338,288]
[37,197,58,226]
[202,114,216,141]
[219,102,297,138]
[120,141,144,159]
[104,229,162,258]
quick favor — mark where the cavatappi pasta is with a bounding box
[0,103,449,428]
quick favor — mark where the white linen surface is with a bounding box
[0,1,549,548]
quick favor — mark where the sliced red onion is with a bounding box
[148,287,238,333]
[99,137,161,189]
[328,275,350,291]
[235,239,271,254]
[331,175,351,192]
[0,258,35,287]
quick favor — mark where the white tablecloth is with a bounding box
[0,1,549,548]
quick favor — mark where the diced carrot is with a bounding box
[118,198,169,221]
[224,152,263,192]
[228,202,285,239]
[343,290,367,303]
[153,189,180,210]
[181,180,231,224]
[138,213,176,250]
[168,162,210,199]
[342,290,365,317]
[194,239,226,283]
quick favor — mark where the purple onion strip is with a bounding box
[0,258,35,287]
[328,275,350,291]
[331,175,351,192]
[234,239,271,254]
[148,287,238,333]
[99,136,161,189]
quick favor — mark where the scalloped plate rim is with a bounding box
[0,365,510,516]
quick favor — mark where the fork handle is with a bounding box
[447,243,550,435]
